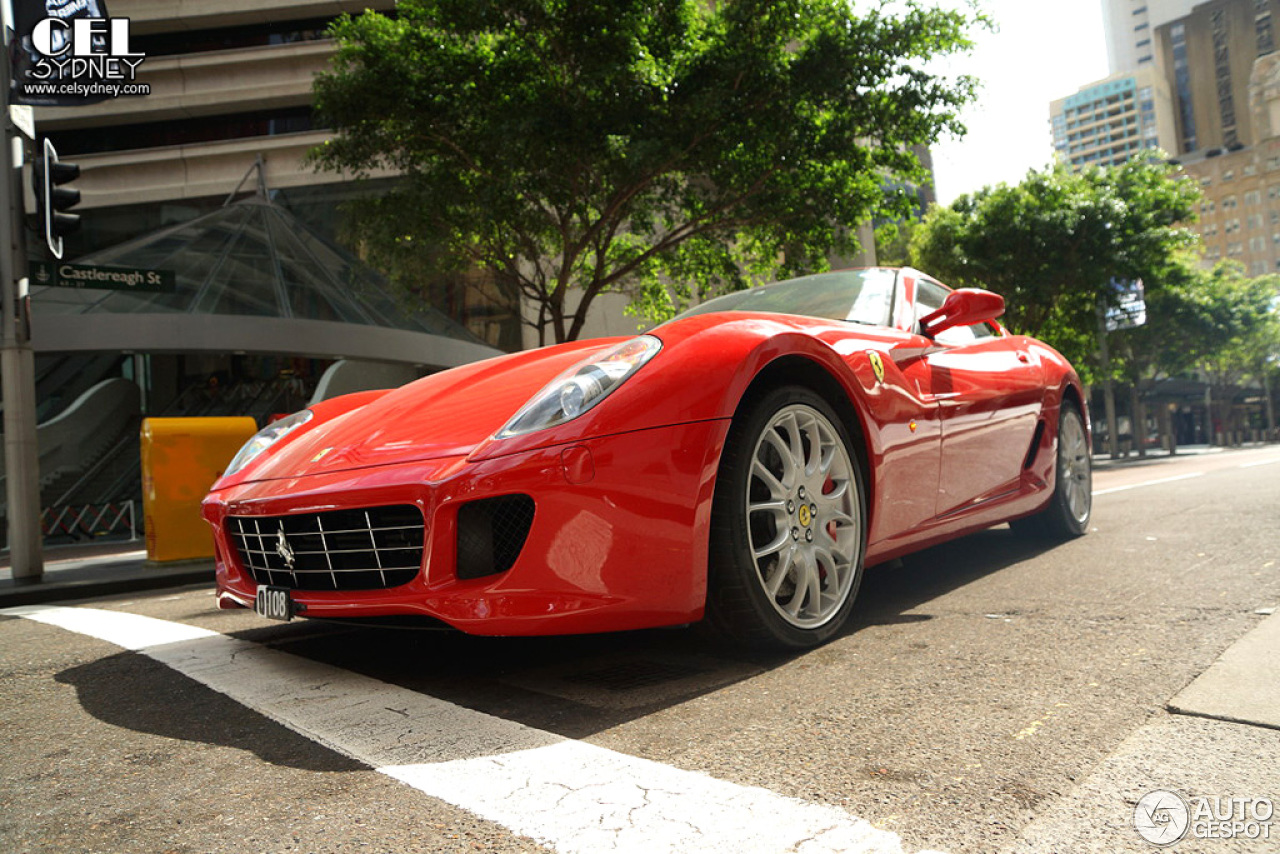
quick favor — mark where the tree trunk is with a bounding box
[1265,372,1276,442]
[1130,384,1146,458]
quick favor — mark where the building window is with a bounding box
[49,108,316,156]
[1213,9,1239,148]
[1171,24,1198,152]
[1258,0,1276,56]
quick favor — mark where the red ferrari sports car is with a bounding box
[203,267,1091,649]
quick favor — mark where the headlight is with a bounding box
[224,409,313,476]
[498,335,662,438]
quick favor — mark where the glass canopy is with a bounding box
[32,197,483,345]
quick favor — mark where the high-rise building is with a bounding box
[1102,0,1199,72]
[1177,51,1280,274]
[1154,0,1280,154]
[1050,67,1179,170]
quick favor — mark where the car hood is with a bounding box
[239,339,619,482]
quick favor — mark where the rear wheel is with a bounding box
[1012,401,1091,538]
[706,386,867,650]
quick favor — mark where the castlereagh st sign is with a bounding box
[29,259,175,293]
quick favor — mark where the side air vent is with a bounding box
[456,494,536,580]
[1024,419,1047,470]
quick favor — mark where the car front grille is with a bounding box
[227,505,425,591]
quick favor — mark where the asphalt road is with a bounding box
[2,445,1278,854]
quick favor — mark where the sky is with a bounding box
[927,1,1112,205]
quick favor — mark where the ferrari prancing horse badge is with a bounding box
[868,351,885,384]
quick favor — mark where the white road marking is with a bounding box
[3,605,943,854]
[1239,457,1280,468]
[1092,471,1205,497]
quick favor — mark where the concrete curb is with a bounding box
[0,561,213,608]
[1167,610,1280,731]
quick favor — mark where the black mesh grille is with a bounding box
[456,495,536,580]
[228,505,425,591]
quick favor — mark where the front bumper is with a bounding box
[203,420,729,636]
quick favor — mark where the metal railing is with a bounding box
[40,500,140,543]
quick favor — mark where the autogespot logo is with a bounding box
[1135,790,1190,846]
[1135,790,1275,846]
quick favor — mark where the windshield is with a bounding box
[673,269,897,327]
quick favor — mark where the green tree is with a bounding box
[1180,266,1280,440]
[908,157,1201,370]
[312,0,982,344]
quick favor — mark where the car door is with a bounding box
[849,272,943,544]
[911,278,1045,517]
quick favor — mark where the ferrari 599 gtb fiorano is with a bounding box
[203,268,1091,649]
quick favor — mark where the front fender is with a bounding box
[469,314,885,464]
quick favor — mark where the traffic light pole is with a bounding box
[0,25,44,580]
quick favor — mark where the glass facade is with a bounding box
[1171,23,1198,153]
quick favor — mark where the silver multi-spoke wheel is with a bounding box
[707,386,867,649]
[1057,406,1091,527]
[745,403,862,630]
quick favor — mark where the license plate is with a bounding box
[254,585,294,621]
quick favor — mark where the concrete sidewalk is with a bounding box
[0,540,212,607]
[1090,441,1250,468]
[1005,609,1280,852]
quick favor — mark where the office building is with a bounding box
[1102,0,1199,72]
[1178,50,1280,274]
[1050,67,1179,170]
[21,1,510,528]
[1153,0,1280,153]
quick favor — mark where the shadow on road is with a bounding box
[54,651,365,772]
[54,524,1068,762]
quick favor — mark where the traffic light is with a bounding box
[33,138,80,259]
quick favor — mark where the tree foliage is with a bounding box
[312,0,983,343]
[908,157,1201,370]
[1177,264,1279,385]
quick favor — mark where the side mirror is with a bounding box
[920,288,1005,338]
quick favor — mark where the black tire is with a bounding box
[1011,401,1092,539]
[705,386,868,650]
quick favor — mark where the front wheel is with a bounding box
[1012,401,1091,538]
[706,386,867,650]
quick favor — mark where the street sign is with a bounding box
[1105,277,1146,332]
[29,259,175,292]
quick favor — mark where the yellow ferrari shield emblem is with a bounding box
[868,351,885,384]
[798,504,812,527]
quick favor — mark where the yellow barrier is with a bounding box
[141,417,257,562]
